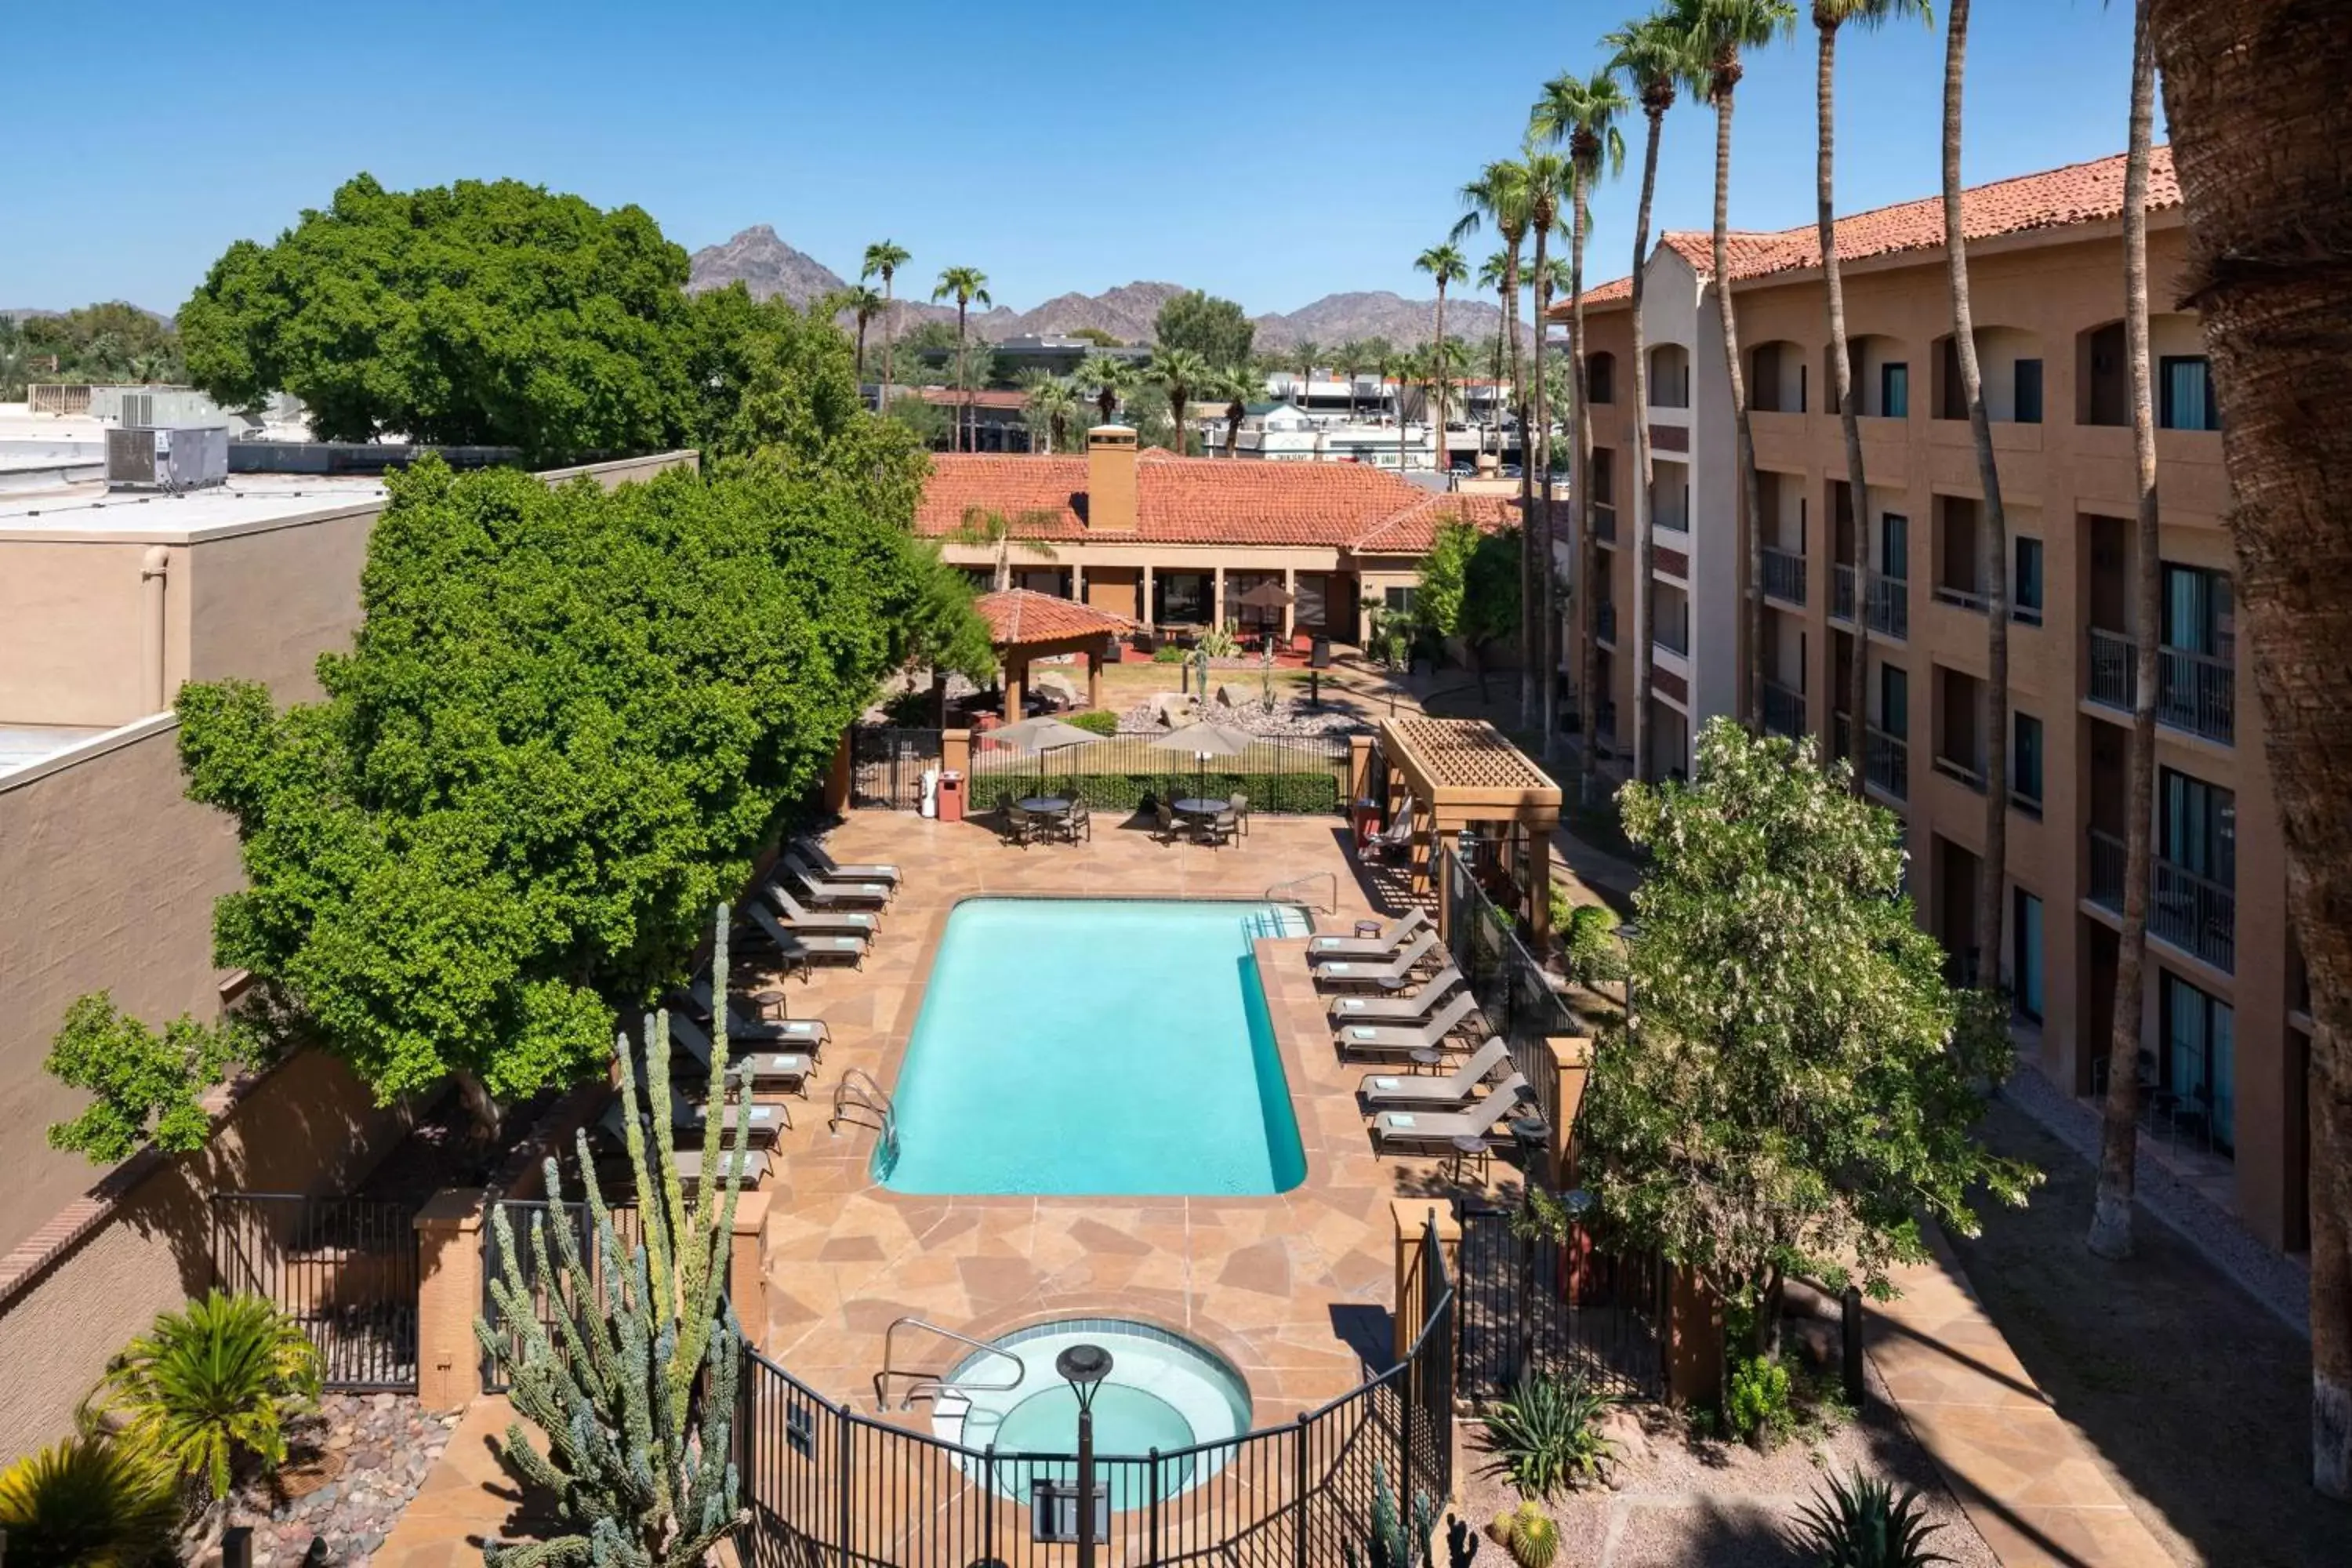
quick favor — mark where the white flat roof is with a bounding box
[0,473,387,543]
[0,723,115,777]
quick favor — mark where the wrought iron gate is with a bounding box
[851,727,944,811]
[210,1193,421,1392]
[1456,1204,1665,1403]
[479,1199,642,1392]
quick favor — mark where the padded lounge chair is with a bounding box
[744,904,867,971]
[793,837,901,887]
[673,1146,771,1190]
[1356,1036,1512,1110]
[1308,907,1432,963]
[681,979,829,1054]
[599,1094,789,1148]
[763,877,880,936]
[1328,965,1467,1025]
[1369,1073,1531,1158]
[1333,990,1487,1061]
[666,1011,812,1094]
[780,851,894,906]
[1312,931,1439,993]
[1364,804,1417,862]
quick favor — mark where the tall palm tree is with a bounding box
[1476,249,1513,451]
[1518,148,1573,757]
[1534,67,1632,795]
[1019,371,1082,454]
[931,266,992,452]
[1146,345,1214,456]
[1605,8,1705,784]
[1076,352,1131,426]
[840,285,887,390]
[954,506,1061,592]
[862,241,910,412]
[2143,0,2350,1498]
[1335,339,1367,418]
[1814,1,1931,788]
[1940,0,2011,994]
[1454,158,1539,725]
[1293,339,1323,412]
[1211,365,1254,457]
[2089,0,2162,1263]
[1687,0,1796,734]
[1416,244,1470,442]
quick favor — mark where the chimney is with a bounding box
[1085,425,1138,533]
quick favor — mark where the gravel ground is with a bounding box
[227,1392,460,1566]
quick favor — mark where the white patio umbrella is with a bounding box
[1146,720,1259,801]
[987,715,1102,795]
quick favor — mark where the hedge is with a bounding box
[968,768,1343,815]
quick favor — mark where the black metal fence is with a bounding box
[851,727,944,810]
[1456,1206,1665,1403]
[736,1218,1453,1567]
[480,1199,644,1393]
[967,733,1350,817]
[1438,844,1582,1138]
[210,1193,421,1392]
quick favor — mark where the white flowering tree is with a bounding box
[1581,718,2037,1352]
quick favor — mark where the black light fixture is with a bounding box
[1057,1343,1114,1568]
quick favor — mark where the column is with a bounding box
[1004,658,1026,725]
[1544,1036,1593,1188]
[1142,564,1156,630]
[414,1191,486,1410]
[823,730,852,815]
[1070,563,1085,604]
[1389,1199,1461,1364]
[1665,1269,1726,1408]
[1212,566,1226,630]
[1427,826,1457,920]
[729,1189,769,1334]
[1087,646,1103,710]
[1282,567,1297,643]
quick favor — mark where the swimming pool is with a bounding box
[878,898,1309,1196]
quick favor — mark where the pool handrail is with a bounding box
[1265,870,1338,913]
[877,1316,1027,1411]
[828,1066,898,1154]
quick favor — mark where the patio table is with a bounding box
[1173,797,1227,818]
[1018,796,1072,815]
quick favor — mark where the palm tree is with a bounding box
[1293,339,1324,412]
[1212,365,1254,457]
[954,506,1060,591]
[862,241,911,412]
[931,266,992,452]
[840,284,887,390]
[1686,0,1796,735]
[1939,0,2011,996]
[1020,371,1082,454]
[1416,243,1470,441]
[1534,67,1631,795]
[1146,345,1214,456]
[1454,158,1538,725]
[1606,8,1704,784]
[1334,339,1367,419]
[2142,0,2350,1498]
[1076,352,1131,426]
[1476,249,1513,450]
[2089,0,2160,1266]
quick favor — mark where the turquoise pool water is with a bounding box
[879,898,1309,1196]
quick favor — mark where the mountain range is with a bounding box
[684,227,1503,351]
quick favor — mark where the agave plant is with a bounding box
[1791,1468,1953,1568]
[89,1290,321,1501]
[1481,1373,1620,1497]
[0,1436,180,1567]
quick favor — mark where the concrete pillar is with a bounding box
[1282,567,1297,644]
[1389,1199,1461,1364]
[1087,646,1102,710]
[1347,734,1374,808]
[728,1189,769,1334]
[1665,1269,1725,1408]
[823,730,852,815]
[1143,564,1156,629]
[415,1190,486,1411]
[942,728,971,779]
[1427,825,1457,916]
[1544,1037,1593,1188]
[1212,566,1226,630]
[1070,564,1084,602]
[1004,658,1027,724]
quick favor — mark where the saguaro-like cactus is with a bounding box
[475,906,756,1568]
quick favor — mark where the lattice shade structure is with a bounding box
[1374,717,1564,950]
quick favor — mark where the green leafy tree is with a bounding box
[42,993,259,1163]
[13,303,181,388]
[1581,718,2037,1352]
[1152,289,1255,367]
[1067,326,1123,348]
[179,174,694,464]
[1416,519,1521,699]
[954,506,1062,591]
[89,1291,321,1503]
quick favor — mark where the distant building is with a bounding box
[989,334,1151,377]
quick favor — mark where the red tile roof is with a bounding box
[917,452,1526,556]
[972,588,1136,645]
[1570,147,2178,310]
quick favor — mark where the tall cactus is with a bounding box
[475,906,755,1568]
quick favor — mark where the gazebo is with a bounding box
[973,589,1137,724]
[1373,716,1564,949]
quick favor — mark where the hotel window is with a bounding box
[2013,890,2045,1021]
[1879,513,1910,582]
[2012,713,2043,811]
[2162,973,2235,1151]
[1878,664,1908,736]
[1588,353,1614,405]
[2162,564,2231,661]
[2014,536,2044,624]
[2013,358,2044,424]
[2160,356,2220,430]
[1383,585,1417,614]
[1879,361,1910,419]
[2161,768,2235,887]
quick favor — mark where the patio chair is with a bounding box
[1153,797,1183,846]
[1001,802,1038,848]
[793,837,901,887]
[666,1011,813,1094]
[1333,990,1488,1062]
[1364,804,1417,863]
[1193,808,1240,849]
[762,877,880,936]
[1226,792,1250,840]
[1356,1036,1512,1110]
[1369,1073,1531,1159]
[679,978,829,1055]
[779,851,894,907]
[1313,930,1440,993]
[1308,906,1431,963]
[1327,964,1467,1025]
[599,1092,789,1149]
[743,903,868,971]
[1062,797,1093,843]
[673,1146,771,1191]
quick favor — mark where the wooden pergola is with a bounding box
[1375,716,1563,949]
[973,590,1137,723]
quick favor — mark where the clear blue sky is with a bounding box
[3,2,2151,318]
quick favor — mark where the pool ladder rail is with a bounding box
[829,1067,898,1161]
[1265,871,1338,915]
[876,1317,1026,1428]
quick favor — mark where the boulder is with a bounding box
[1034,670,1083,708]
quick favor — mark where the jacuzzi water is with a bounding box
[931,1318,1254,1504]
[877,898,1310,1196]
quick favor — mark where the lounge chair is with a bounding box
[763,877,880,936]
[1308,907,1432,963]
[1364,804,1418,862]
[666,1011,813,1093]
[1327,964,1465,1025]
[1369,1073,1532,1157]
[1333,990,1487,1061]
[1313,930,1440,992]
[780,851,894,907]
[680,978,829,1054]
[673,1146,771,1190]
[793,837,901,887]
[599,1094,789,1148]
[743,904,867,971]
[1356,1036,1513,1110]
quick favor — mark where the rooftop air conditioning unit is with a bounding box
[107,425,229,492]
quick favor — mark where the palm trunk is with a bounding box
[1708,78,1766,737]
[855,317,869,392]
[1572,177,1599,800]
[1491,297,1507,454]
[1629,105,1664,785]
[956,304,969,454]
[1820,22,1874,790]
[1943,0,2010,993]
[1505,241,1534,729]
[1435,284,1450,451]
[2145,0,2352,1496]
[1523,233,1549,744]
[880,274,895,414]
[2089,0,2161,1264]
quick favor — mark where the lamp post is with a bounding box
[1057,1342,1113,1568]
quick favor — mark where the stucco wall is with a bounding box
[0,540,193,727]
[187,510,377,704]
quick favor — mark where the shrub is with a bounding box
[1152,644,1188,664]
[1725,1354,1796,1450]
[1481,1373,1618,1497]
[1791,1468,1952,1568]
[43,994,260,1164]
[89,1291,321,1501]
[0,1436,179,1568]
[1564,904,1626,986]
[1196,622,1241,659]
[1065,708,1120,736]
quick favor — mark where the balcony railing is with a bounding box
[1762,547,1806,605]
[1762,680,1806,740]
[1869,575,1908,639]
[2086,827,2235,973]
[1933,579,1987,612]
[1833,563,1855,622]
[1932,744,1986,792]
[2086,630,2236,745]
[1866,725,1908,800]
[1596,601,1617,645]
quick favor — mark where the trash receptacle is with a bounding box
[937,771,966,824]
[918,768,940,819]
[1352,797,1381,851]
